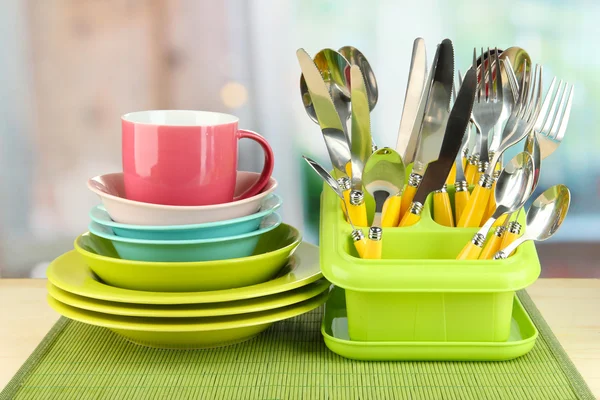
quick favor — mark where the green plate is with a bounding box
[47,289,329,349]
[47,242,322,305]
[47,279,330,318]
[321,287,538,361]
[75,223,300,292]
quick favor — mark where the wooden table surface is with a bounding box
[1,279,599,397]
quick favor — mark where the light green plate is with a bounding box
[321,287,538,361]
[47,242,322,305]
[47,279,330,318]
[48,289,329,349]
[75,223,300,292]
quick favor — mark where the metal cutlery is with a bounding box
[453,70,471,223]
[302,156,367,257]
[383,37,427,227]
[348,65,372,227]
[399,39,454,222]
[479,136,539,259]
[470,48,504,187]
[362,148,405,258]
[400,68,476,227]
[500,73,574,252]
[297,49,354,216]
[457,152,535,260]
[457,60,543,227]
[300,49,351,136]
[338,46,379,113]
[494,184,571,259]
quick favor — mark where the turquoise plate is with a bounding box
[88,213,282,262]
[89,194,282,240]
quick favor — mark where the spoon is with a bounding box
[479,134,541,260]
[300,49,351,136]
[338,46,378,112]
[456,151,534,260]
[499,131,542,251]
[302,156,367,258]
[494,184,571,259]
[362,148,406,259]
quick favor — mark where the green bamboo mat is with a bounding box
[1,291,594,400]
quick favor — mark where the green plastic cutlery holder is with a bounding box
[319,183,541,343]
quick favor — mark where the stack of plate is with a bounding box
[47,242,326,349]
[46,170,328,349]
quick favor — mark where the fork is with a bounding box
[464,48,504,186]
[500,72,574,250]
[457,59,543,227]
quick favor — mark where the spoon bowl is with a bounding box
[524,185,571,241]
[495,185,571,259]
[363,148,406,226]
[363,149,406,201]
[493,152,535,216]
[338,46,378,110]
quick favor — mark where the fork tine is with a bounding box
[487,47,493,101]
[534,77,557,133]
[550,83,573,141]
[495,47,502,103]
[552,84,574,142]
[524,65,539,122]
[530,65,544,124]
[503,59,519,103]
[481,47,486,100]
[518,61,529,117]
[472,48,478,102]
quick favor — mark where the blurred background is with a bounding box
[1,0,598,278]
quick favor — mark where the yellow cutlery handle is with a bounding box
[500,231,520,257]
[454,189,470,224]
[347,202,368,227]
[398,207,422,227]
[479,232,503,259]
[462,156,468,172]
[399,184,418,223]
[484,180,497,224]
[445,162,457,185]
[433,191,454,227]
[363,238,382,259]
[353,237,367,258]
[382,195,402,227]
[456,240,483,260]
[464,163,478,185]
[457,184,492,227]
[341,189,353,222]
[475,171,483,187]
[492,214,508,227]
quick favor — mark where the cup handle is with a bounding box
[233,129,274,201]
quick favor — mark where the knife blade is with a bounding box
[350,65,372,192]
[412,39,454,174]
[395,37,427,164]
[296,48,351,179]
[412,68,477,205]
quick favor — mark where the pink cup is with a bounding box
[122,110,274,206]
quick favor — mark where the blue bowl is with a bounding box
[87,213,282,262]
[89,194,282,240]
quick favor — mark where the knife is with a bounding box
[398,39,454,223]
[399,68,477,227]
[296,48,356,222]
[382,38,427,227]
[296,49,351,180]
[348,65,370,227]
[395,37,428,164]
